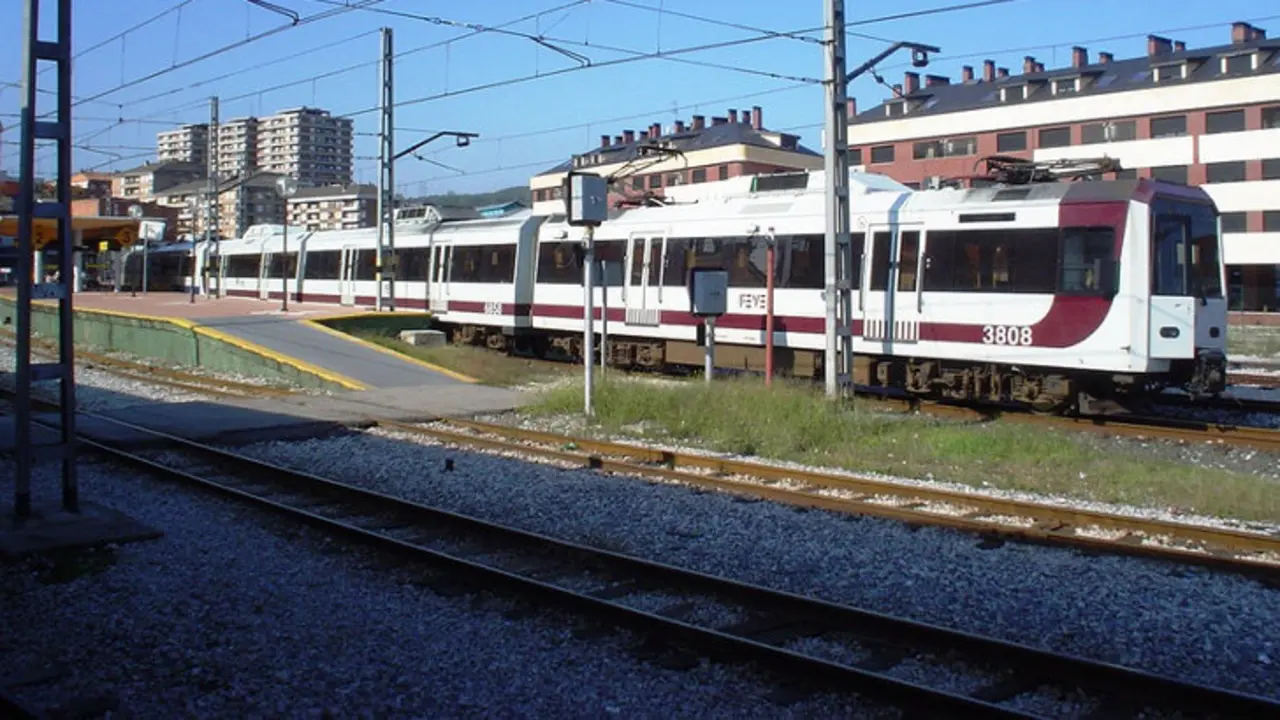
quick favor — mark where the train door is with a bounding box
[624,231,662,326]
[339,245,358,305]
[862,224,922,346]
[429,245,451,312]
[258,252,271,300]
[1148,214,1196,358]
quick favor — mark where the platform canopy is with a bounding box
[0,214,142,250]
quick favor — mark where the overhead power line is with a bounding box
[63,0,385,111]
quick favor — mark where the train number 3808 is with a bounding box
[981,325,1033,346]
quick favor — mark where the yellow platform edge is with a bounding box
[301,319,480,384]
[21,298,369,391]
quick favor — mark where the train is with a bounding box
[147,166,1228,414]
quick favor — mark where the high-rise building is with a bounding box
[257,107,354,187]
[156,123,210,168]
[213,116,259,181]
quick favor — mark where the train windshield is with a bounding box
[1150,196,1223,299]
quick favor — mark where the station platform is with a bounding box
[4,291,474,390]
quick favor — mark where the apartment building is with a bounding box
[848,21,1280,312]
[70,171,113,198]
[529,105,822,215]
[156,123,210,168]
[110,160,205,202]
[287,183,375,231]
[257,107,354,187]
[159,173,288,239]
[213,116,259,181]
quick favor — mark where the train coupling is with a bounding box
[1186,348,1228,397]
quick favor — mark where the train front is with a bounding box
[1146,188,1228,396]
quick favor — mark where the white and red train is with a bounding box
[197,168,1229,413]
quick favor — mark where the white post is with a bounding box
[583,225,596,416]
[599,258,608,376]
[704,316,715,383]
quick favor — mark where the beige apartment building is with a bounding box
[287,183,375,231]
[156,123,210,168]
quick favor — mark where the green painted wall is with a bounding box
[317,313,434,339]
[0,298,343,390]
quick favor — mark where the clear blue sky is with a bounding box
[1,0,1276,196]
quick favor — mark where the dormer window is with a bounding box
[1052,77,1079,95]
[884,101,907,117]
[1152,63,1184,82]
[999,85,1026,103]
[1222,52,1256,73]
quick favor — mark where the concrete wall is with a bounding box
[0,297,344,390]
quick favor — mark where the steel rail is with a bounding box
[381,419,1280,580]
[17,409,1279,718]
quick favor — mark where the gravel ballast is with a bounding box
[1,458,896,717]
[228,427,1280,702]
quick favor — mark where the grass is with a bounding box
[529,375,1280,524]
[354,331,575,387]
[1229,325,1280,359]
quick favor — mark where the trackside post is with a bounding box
[564,170,609,416]
[689,267,729,384]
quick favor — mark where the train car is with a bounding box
[501,169,1225,412]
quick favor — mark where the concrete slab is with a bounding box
[200,315,460,388]
[0,500,162,558]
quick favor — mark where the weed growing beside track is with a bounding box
[353,332,573,387]
[529,376,1280,525]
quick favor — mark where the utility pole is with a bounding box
[823,0,939,398]
[14,0,77,517]
[822,0,853,398]
[375,26,394,312]
[204,95,218,298]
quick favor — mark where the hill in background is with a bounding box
[403,185,531,209]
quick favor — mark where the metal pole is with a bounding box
[823,0,853,398]
[599,258,608,376]
[281,222,289,312]
[583,225,596,416]
[142,238,149,295]
[206,96,219,298]
[375,27,393,312]
[13,0,39,518]
[704,316,715,384]
[765,233,775,387]
[386,28,396,314]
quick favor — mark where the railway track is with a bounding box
[380,418,1280,582]
[13,408,1280,718]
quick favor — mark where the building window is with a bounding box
[1220,212,1247,233]
[1150,115,1187,138]
[648,175,661,189]
[1151,165,1188,184]
[1052,78,1078,95]
[996,132,1026,152]
[1265,211,1280,232]
[632,177,644,190]
[1205,109,1245,134]
[912,137,976,159]
[718,164,730,180]
[1115,168,1137,179]
[1222,53,1254,74]
[1038,127,1071,148]
[1205,161,1247,183]
[1080,120,1137,144]
[1263,158,1280,180]
[850,148,863,165]
[1263,106,1280,129]
[1153,64,1181,82]
[691,168,707,183]
[870,145,895,164]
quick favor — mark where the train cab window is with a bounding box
[897,231,920,292]
[1059,227,1116,295]
[1150,198,1223,298]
